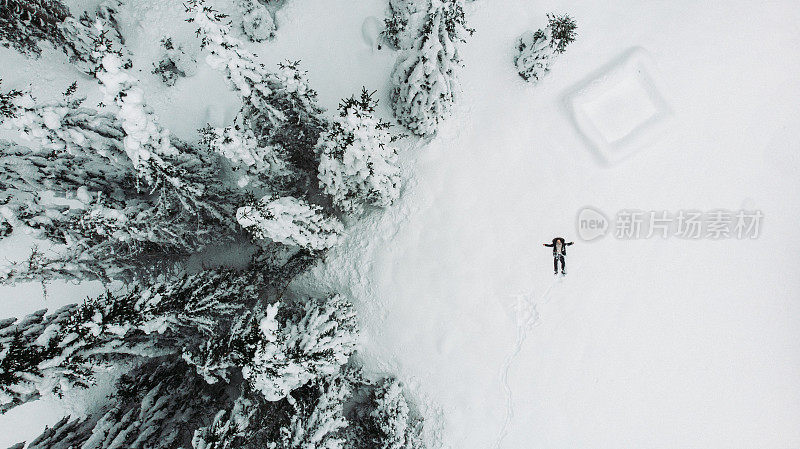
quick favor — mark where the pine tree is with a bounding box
[0,68,244,283]
[200,124,291,190]
[514,14,577,83]
[240,295,357,401]
[390,0,471,136]
[187,1,327,196]
[270,375,350,449]
[0,0,128,75]
[317,88,402,215]
[344,377,425,449]
[0,0,72,57]
[59,0,130,76]
[237,195,344,252]
[20,357,232,449]
[192,374,350,449]
[369,378,424,449]
[0,266,265,414]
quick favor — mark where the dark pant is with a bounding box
[553,255,565,273]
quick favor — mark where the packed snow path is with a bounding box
[492,258,585,449]
[492,277,558,449]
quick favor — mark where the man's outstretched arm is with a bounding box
[543,243,554,247]
[566,242,574,246]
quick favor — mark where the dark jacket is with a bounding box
[543,238,573,256]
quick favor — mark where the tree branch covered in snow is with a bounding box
[0,266,266,414]
[20,358,232,449]
[0,0,128,75]
[237,196,344,252]
[317,88,402,214]
[514,14,577,83]
[0,0,72,57]
[390,0,472,136]
[0,75,246,283]
[383,0,430,50]
[242,295,357,401]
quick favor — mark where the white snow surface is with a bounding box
[2,0,800,448]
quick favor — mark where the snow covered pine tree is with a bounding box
[317,88,402,215]
[16,358,232,449]
[242,295,357,401]
[188,1,345,250]
[0,0,72,56]
[192,375,351,449]
[1,2,433,447]
[191,369,429,449]
[236,195,344,252]
[5,279,381,448]
[0,265,266,414]
[340,377,426,449]
[0,0,128,75]
[188,1,327,194]
[366,378,425,449]
[514,13,577,83]
[390,0,472,136]
[0,52,244,283]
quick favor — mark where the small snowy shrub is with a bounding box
[237,196,343,251]
[369,378,424,449]
[239,0,276,42]
[317,88,402,214]
[152,37,198,86]
[242,296,357,401]
[514,14,577,83]
[390,0,472,136]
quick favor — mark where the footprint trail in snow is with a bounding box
[491,261,584,449]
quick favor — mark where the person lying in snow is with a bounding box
[543,237,574,275]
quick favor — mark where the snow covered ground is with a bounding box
[2,0,800,448]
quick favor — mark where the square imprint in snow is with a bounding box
[566,48,674,163]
